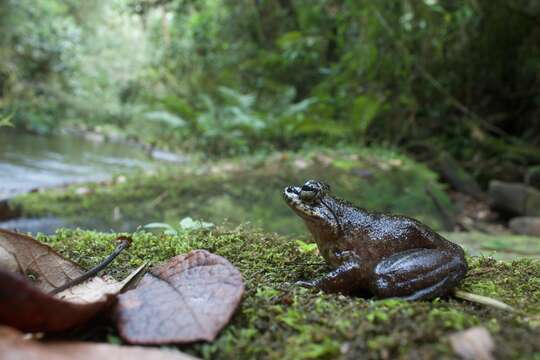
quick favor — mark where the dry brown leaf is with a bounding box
[0,326,199,360]
[0,229,145,332]
[449,326,495,360]
[0,229,84,292]
[0,264,145,332]
[116,250,244,344]
[55,267,145,304]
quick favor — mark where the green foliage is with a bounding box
[0,113,14,128]
[2,0,540,166]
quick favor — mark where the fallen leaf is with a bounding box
[0,229,145,332]
[55,269,143,304]
[116,250,244,344]
[0,264,145,333]
[449,326,495,360]
[0,229,85,292]
[0,326,198,360]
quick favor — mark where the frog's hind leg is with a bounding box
[369,248,467,300]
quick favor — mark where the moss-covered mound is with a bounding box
[12,148,452,235]
[39,227,540,359]
[446,232,540,260]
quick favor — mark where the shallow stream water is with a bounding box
[0,129,155,200]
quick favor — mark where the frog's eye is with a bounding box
[299,189,317,202]
[300,183,320,202]
[301,183,317,192]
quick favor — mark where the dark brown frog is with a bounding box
[284,180,467,300]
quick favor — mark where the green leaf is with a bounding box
[0,113,14,128]
[295,240,318,254]
[143,222,178,236]
[350,95,381,135]
[143,111,185,127]
[218,87,255,108]
[179,217,214,230]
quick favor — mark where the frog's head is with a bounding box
[283,180,337,228]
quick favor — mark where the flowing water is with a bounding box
[0,129,156,200]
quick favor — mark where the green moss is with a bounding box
[446,232,540,260]
[36,227,540,359]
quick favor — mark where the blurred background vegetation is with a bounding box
[1,0,540,179]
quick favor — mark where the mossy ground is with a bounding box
[445,232,540,261]
[38,227,540,360]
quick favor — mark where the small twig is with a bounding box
[50,236,132,295]
[454,290,515,312]
[146,191,168,210]
[425,185,456,231]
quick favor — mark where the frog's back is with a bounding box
[341,204,457,253]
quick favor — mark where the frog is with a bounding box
[283,179,468,300]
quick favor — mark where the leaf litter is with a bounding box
[0,229,143,332]
[116,249,245,344]
[0,228,246,357]
[0,326,198,360]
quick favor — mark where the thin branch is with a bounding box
[454,290,515,312]
[50,236,132,295]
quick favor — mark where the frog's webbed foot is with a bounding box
[296,261,366,295]
[294,280,318,288]
[370,248,467,300]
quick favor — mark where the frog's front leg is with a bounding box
[297,254,369,295]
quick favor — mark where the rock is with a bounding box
[82,131,106,143]
[75,187,92,196]
[488,180,540,217]
[509,216,540,237]
[112,207,123,222]
[0,200,21,221]
[525,165,540,190]
[151,149,188,163]
[313,154,333,167]
[449,326,495,360]
[293,158,309,170]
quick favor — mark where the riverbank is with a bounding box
[7,147,453,233]
[5,146,540,259]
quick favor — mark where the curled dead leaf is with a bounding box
[116,250,245,344]
[0,229,144,332]
[0,229,84,292]
[0,326,198,360]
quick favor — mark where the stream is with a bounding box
[0,129,169,233]
[0,129,159,200]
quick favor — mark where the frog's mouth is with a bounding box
[283,186,333,222]
[284,185,343,236]
[283,186,318,217]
